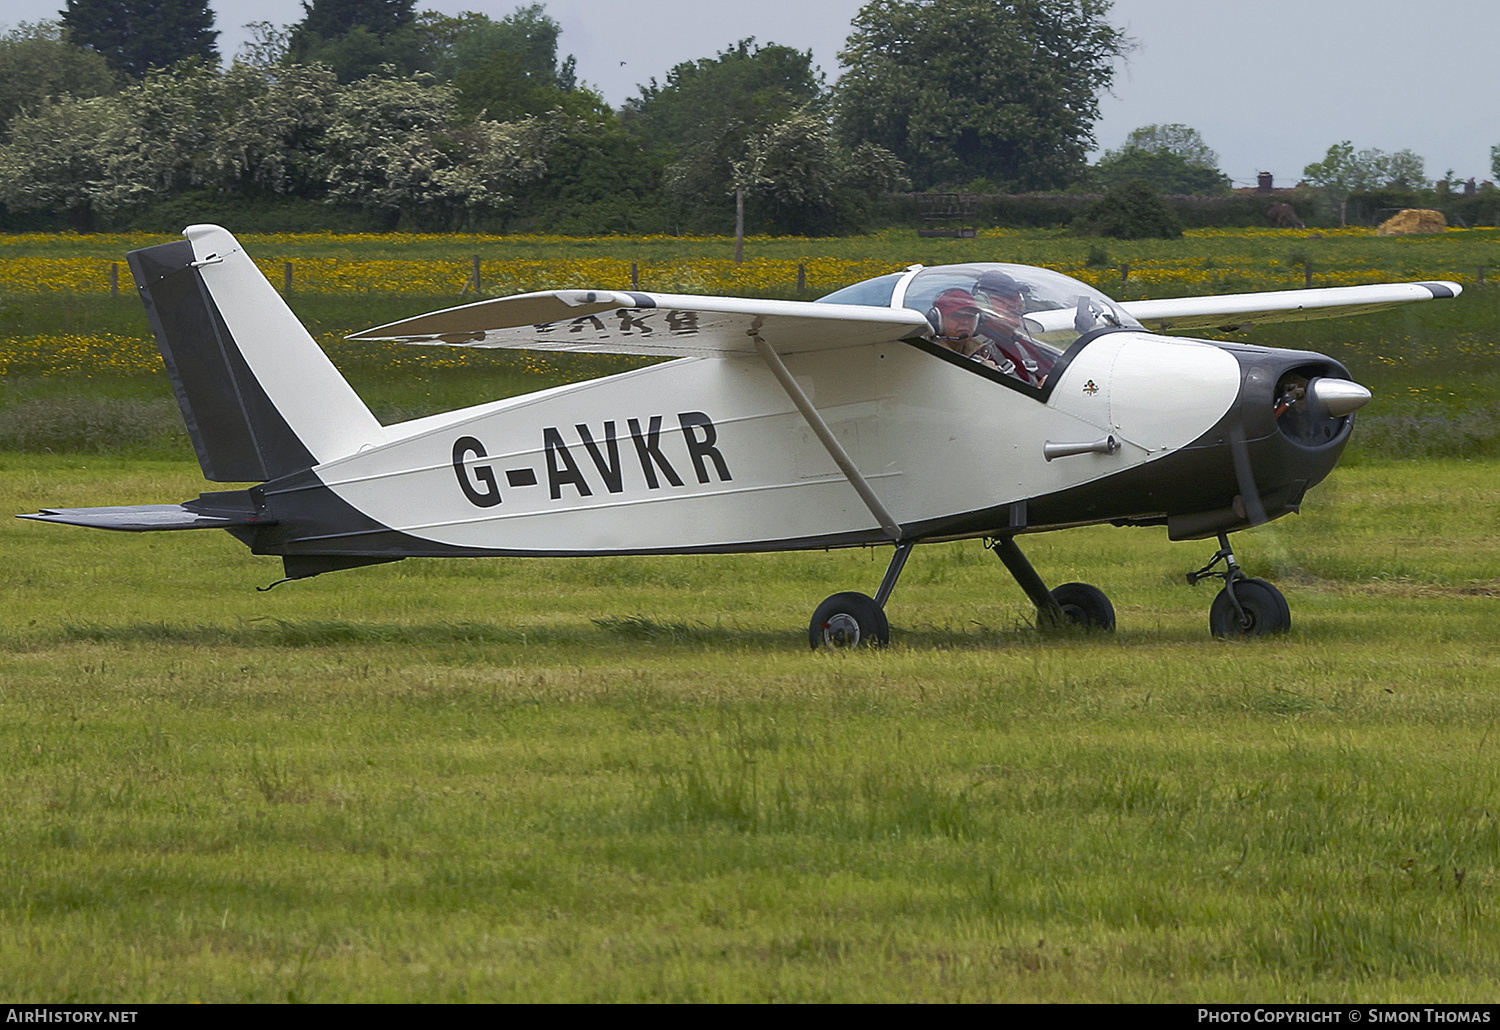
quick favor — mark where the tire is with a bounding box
[1048,581,1116,632]
[809,591,890,649]
[1209,578,1291,639]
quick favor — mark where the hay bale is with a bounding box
[1377,208,1448,235]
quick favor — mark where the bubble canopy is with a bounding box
[817,263,1141,353]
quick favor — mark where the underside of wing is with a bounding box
[1122,281,1463,332]
[347,290,932,358]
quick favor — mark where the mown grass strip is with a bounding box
[1,457,1497,1000]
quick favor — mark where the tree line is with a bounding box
[0,0,1124,233]
[0,0,1493,236]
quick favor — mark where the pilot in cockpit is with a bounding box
[927,288,988,359]
[971,269,1054,387]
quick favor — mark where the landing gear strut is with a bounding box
[809,533,1118,649]
[988,535,1116,632]
[1188,533,1290,639]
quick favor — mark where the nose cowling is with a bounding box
[1166,345,1366,540]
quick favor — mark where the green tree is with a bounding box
[1095,148,1229,194]
[1078,178,1181,239]
[108,62,222,197]
[1379,149,1426,190]
[0,94,135,227]
[735,110,908,234]
[1095,125,1229,194]
[205,62,341,197]
[835,0,1126,190]
[320,70,490,225]
[288,0,429,82]
[1304,141,1427,193]
[236,21,293,67]
[627,38,822,150]
[61,0,218,80]
[296,0,416,37]
[506,101,669,233]
[1,61,233,223]
[425,6,580,121]
[0,22,117,142]
[1304,141,1427,224]
[1117,123,1220,168]
[629,38,824,226]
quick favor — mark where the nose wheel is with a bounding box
[1189,533,1291,638]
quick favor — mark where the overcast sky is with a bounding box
[6,0,1496,187]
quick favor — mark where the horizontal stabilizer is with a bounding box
[19,500,270,532]
[349,290,931,358]
[1123,281,1463,332]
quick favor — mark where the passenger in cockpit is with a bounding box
[972,269,1053,387]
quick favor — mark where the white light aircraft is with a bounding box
[20,226,1462,645]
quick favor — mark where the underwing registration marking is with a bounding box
[531,309,702,338]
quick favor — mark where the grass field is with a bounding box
[2,229,1498,1001]
[2,455,1497,1002]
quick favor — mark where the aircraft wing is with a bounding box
[1121,281,1462,332]
[347,290,933,358]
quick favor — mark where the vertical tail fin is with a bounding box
[129,224,384,482]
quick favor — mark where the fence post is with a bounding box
[1305,260,1313,288]
[284,261,293,294]
[110,262,119,298]
[734,187,745,265]
[631,261,640,290]
[1479,265,1486,284]
[1119,262,1129,282]
[473,255,481,295]
[797,263,807,293]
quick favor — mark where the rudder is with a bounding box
[129,225,384,482]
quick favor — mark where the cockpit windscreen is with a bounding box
[900,263,1140,353]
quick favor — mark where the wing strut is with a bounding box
[751,334,903,542]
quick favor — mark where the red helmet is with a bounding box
[927,288,981,335]
[932,287,981,317]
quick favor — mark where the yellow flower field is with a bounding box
[2,227,1494,382]
[0,254,905,297]
[0,333,161,377]
[2,225,1490,299]
[0,250,1464,298]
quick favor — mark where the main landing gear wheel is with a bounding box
[1048,582,1116,632]
[809,591,890,650]
[1209,578,1290,639]
[988,536,1117,635]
